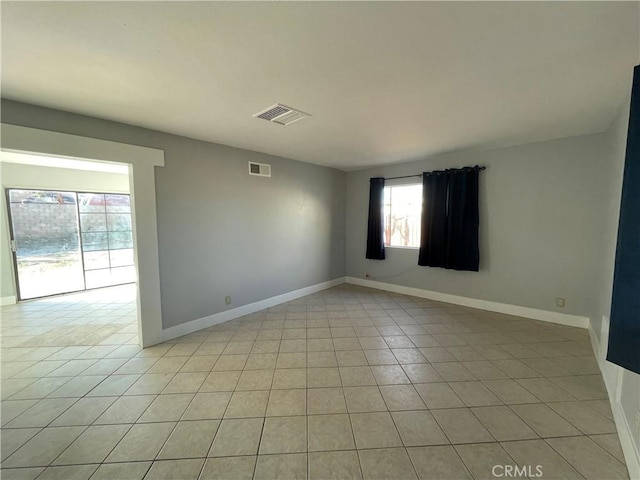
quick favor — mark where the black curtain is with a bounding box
[446,168,480,271]
[418,167,481,271]
[417,172,448,267]
[607,65,640,375]
[366,177,385,260]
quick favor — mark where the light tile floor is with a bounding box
[0,284,630,479]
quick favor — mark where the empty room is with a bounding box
[1,2,639,480]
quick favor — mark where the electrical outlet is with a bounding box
[635,408,640,431]
[225,296,231,305]
[555,297,565,308]
[364,272,370,278]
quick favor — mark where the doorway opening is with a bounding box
[6,188,136,300]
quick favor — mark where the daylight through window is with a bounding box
[383,183,422,248]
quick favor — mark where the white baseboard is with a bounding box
[161,277,346,342]
[346,277,589,329]
[588,316,640,480]
[1,295,16,306]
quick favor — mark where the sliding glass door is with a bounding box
[6,189,135,300]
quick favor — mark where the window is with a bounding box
[383,183,422,248]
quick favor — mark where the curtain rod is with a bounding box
[385,165,486,181]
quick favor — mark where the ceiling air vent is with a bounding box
[249,161,271,177]
[253,104,310,126]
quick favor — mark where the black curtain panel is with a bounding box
[366,177,386,260]
[418,171,449,267]
[446,168,480,271]
[418,166,482,271]
[607,65,640,375]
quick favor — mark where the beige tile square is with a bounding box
[350,412,402,449]
[402,364,442,383]
[37,464,98,480]
[276,352,307,369]
[272,368,306,389]
[546,436,629,480]
[547,401,616,434]
[267,389,307,417]
[309,451,362,480]
[50,396,116,426]
[308,367,341,388]
[89,462,151,480]
[245,353,277,370]
[482,379,540,404]
[144,459,204,480]
[106,422,175,462]
[449,381,502,407]
[147,356,188,374]
[343,386,387,413]
[95,395,155,424]
[370,365,411,385]
[392,410,449,446]
[254,453,307,480]
[157,420,219,459]
[501,439,583,480]
[337,350,368,367]
[358,337,388,350]
[259,416,307,454]
[358,447,417,480]
[224,390,269,418]
[432,363,476,382]
[308,414,355,451]
[209,418,264,457]
[86,374,140,397]
[236,369,274,391]
[307,338,334,351]
[180,355,218,372]
[509,404,581,438]
[213,354,248,371]
[53,424,130,465]
[455,443,523,480]
[161,372,206,394]
[182,392,231,420]
[1,427,40,462]
[138,393,193,422]
[380,385,426,411]
[308,387,347,414]
[407,445,472,480]
[339,366,376,386]
[307,351,337,367]
[414,383,464,409]
[200,456,256,480]
[333,338,362,351]
[124,373,173,395]
[200,371,241,392]
[431,408,494,444]
[6,398,77,428]
[2,426,85,468]
[471,406,537,441]
[224,341,254,354]
[280,339,307,353]
[590,434,626,463]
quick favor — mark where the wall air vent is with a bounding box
[253,104,310,126]
[248,161,271,177]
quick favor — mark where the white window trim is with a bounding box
[384,181,422,249]
[1,123,165,347]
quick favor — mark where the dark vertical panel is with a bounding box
[607,65,640,374]
[446,168,480,271]
[366,177,386,260]
[418,172,449,267]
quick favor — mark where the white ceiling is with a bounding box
[1,2,638,170]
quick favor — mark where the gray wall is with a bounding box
[1,100,346,328]
[346,132,609,317]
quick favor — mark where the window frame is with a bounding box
[383,179,423,250]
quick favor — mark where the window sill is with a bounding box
[385,246,419,250]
